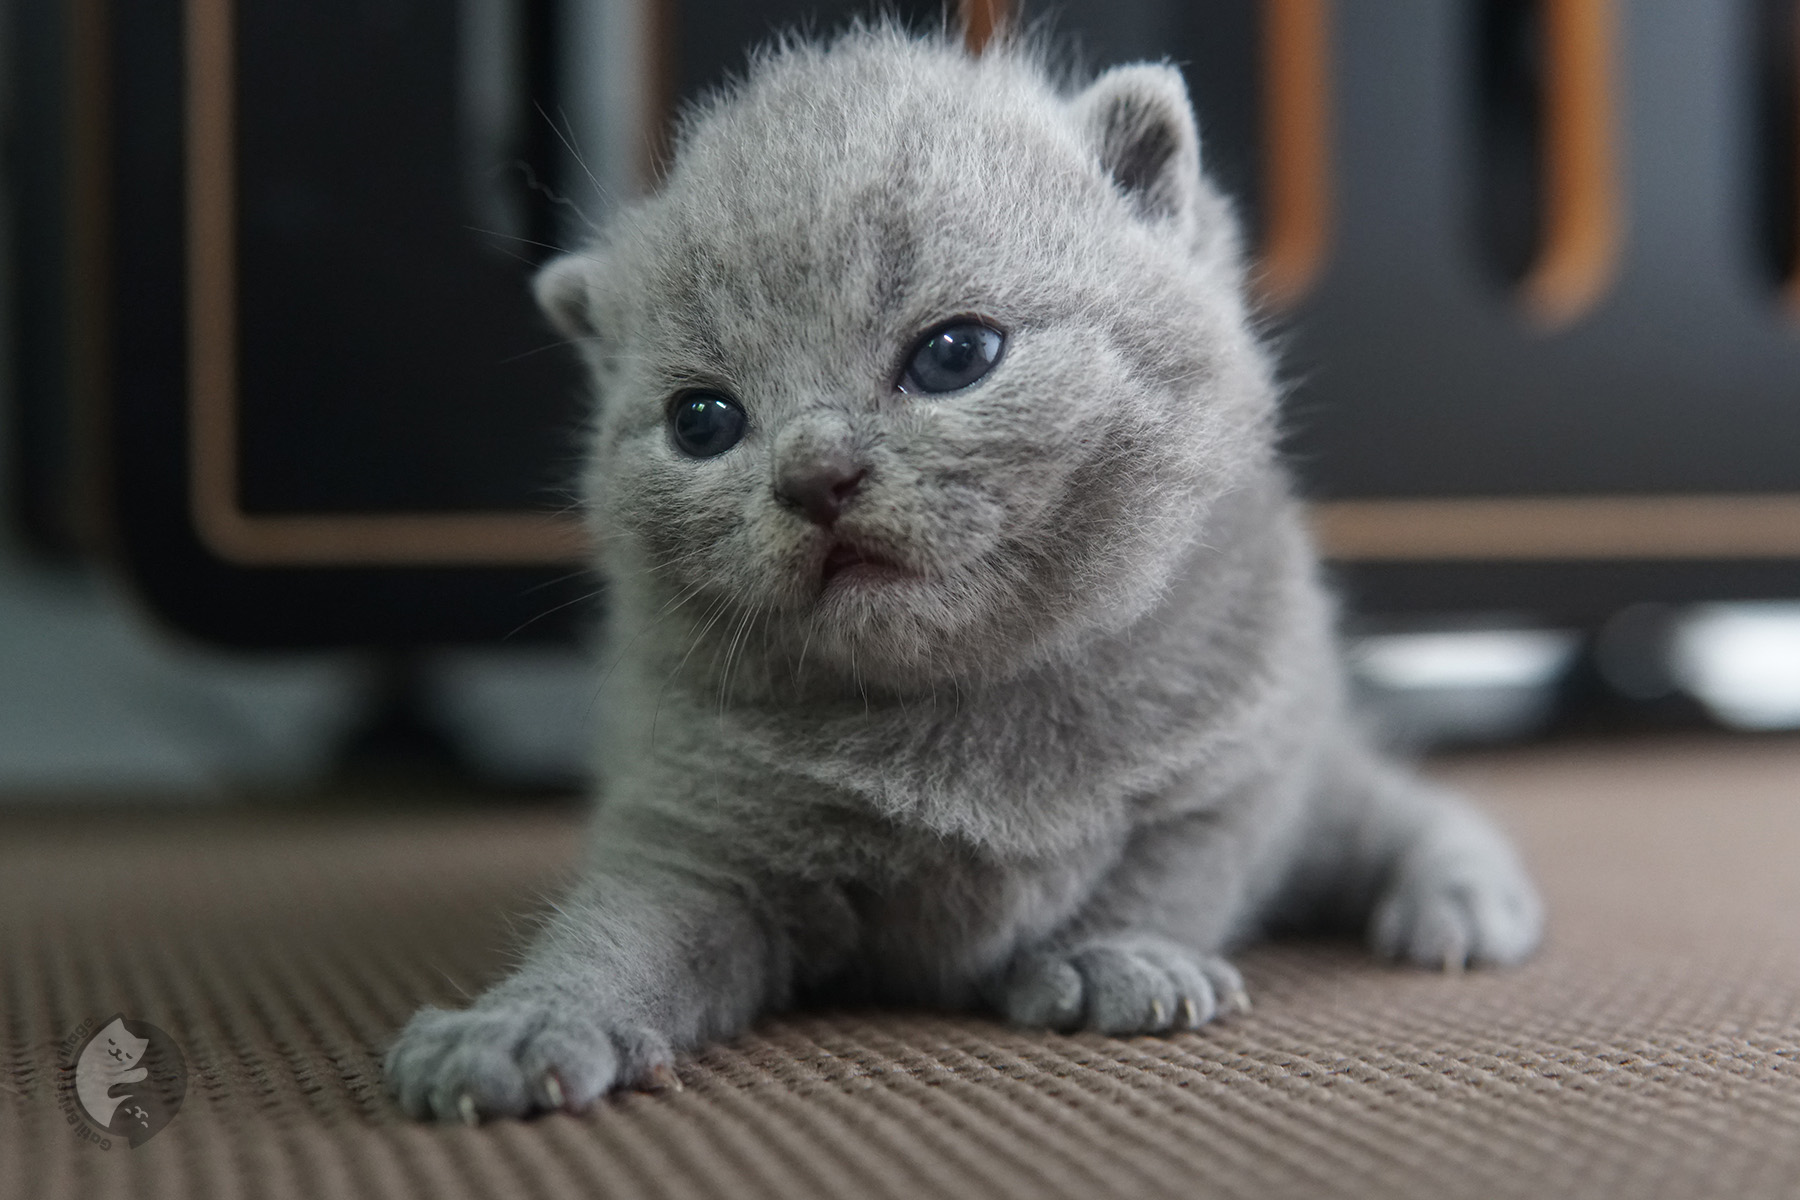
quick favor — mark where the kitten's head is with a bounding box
[540,27,1277,690]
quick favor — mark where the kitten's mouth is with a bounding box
[819,540,908,591]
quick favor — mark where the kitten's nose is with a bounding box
[775,451,867,527]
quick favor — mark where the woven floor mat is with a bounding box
[4,735,1799,1199]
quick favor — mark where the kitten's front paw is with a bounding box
[1370,844,1544,971]
[385,1000,677,1123]
[997,936,1249,1035]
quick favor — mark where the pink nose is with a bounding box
[775,452,867,527]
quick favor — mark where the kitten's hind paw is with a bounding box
[385,1000,676,1122]
[997,937,1248,1035]
[1369,842,1544,971]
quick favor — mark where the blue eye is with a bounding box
[670,392,747,458]
[901,321,1004,394]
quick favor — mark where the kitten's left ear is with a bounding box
[533,251,604,341]
[1076,64,1202,225]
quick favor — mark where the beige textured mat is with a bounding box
[5,735,1800,1199]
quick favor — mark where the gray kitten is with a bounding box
[386,26,1541,1123]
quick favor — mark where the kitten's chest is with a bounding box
[725,682,1201,858]
[798,836,1115,1006]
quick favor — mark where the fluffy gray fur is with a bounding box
[386,25,1542,1123]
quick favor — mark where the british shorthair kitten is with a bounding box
[387,26,1541,1123]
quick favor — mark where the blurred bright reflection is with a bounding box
[1675,604,1800,731]
[1353,630,1581,692]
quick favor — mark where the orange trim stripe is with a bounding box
[959,0,1008,55]
[1256,0,1331,308]
[1521,0,1622,326]
[183,0,590,567]
[1314,495,1800,561]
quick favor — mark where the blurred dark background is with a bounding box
[4,0,1799,796]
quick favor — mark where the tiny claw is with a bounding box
[1149,999,1167,1027]
[1178,996,1199,1029]
[542,1072,566,1111]
[457,1093,480,1127]
[642,1063,684,1093]
[1227,989,1253,1015]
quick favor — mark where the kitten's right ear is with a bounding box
[532,251,604,341]
[1075,64,1203,227]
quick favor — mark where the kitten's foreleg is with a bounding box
[990,810,1263,1035]
[385,855,779,1122]
[997,934,1251,1034]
